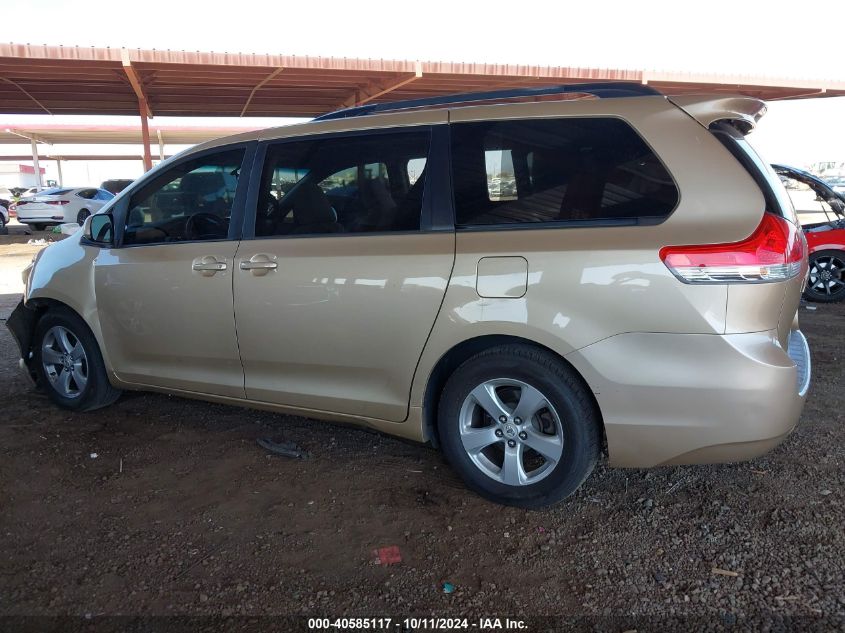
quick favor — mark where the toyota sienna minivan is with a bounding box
[7,83,811,507]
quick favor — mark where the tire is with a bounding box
[0,212,6,229]
[804,250,845,303]
[76,208,91,225]
[437,344,600,508]
[32,307,121,411]
[32,223,47,231]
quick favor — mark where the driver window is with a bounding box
[124,148,245,246]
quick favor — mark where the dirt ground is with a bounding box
[0,236,843,630]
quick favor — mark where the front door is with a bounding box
[233,128,454,421]
[94,146,251,398]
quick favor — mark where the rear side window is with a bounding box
[450,118,678,227]
[255,130,430,237]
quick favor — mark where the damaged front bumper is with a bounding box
[6,299,38,384]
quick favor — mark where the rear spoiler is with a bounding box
[667,95,767,134]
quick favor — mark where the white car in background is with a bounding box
[16,187,115,230]
[20,186,50,198]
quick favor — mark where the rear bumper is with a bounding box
[17,208,67,222]
[566,329,810,468]
[17,216,64,223]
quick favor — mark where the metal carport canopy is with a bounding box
[2,43,845,119]
[0,123,261,145]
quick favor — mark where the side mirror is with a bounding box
[86,213,114,245]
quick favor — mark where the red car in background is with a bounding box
[774,164,845,302]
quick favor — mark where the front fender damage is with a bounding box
[6,299,39,383]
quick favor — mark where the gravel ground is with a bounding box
[0,259,843,630]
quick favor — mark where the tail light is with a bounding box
[660,213,806,283]
[45,200,69,205]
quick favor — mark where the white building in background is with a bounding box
[0,161,53,188]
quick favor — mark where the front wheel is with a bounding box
[33,307,121,411]
[76,208,91,225]
[437,345,600,508]
[804,250,845,303]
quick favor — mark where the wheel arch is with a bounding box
[421,334,605,451]
[17,296,113,377]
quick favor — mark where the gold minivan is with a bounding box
[8,83,811,507]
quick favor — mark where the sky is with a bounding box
[1,0,844,184]
[6,0,844,78]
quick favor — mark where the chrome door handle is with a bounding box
[192,256,228,276]
[239,261,277,270]
[240,254,277,276]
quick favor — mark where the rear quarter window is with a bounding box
[450,117,679,227]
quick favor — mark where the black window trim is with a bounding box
[448,114,680,232]
[710,121,797,225]
[240,124,454,241]
[100,140,258,249]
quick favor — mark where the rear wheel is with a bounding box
[76,208,91,225]
[805,250,845,303]
[437,344,600,508]
[33,307,121,411]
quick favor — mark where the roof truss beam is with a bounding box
[0,76,52,114]
[340,62,423,108]
[121,49,154,118]
[4,127,52,145]
[240,66,285,116]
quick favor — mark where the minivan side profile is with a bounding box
[7,83,810,507]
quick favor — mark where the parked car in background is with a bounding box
[15,187,115,230]
[0,187,11,228]
[20,186,48,198]
[774,164,845,302]
[100,179,134,195]
[8,84,811,507]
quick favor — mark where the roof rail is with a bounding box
[314,81,661,121]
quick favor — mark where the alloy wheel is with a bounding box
[808,254,845,298]
[41,325,88,399]
[458,378,564,485]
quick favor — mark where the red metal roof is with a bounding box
[2,43,844,118]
